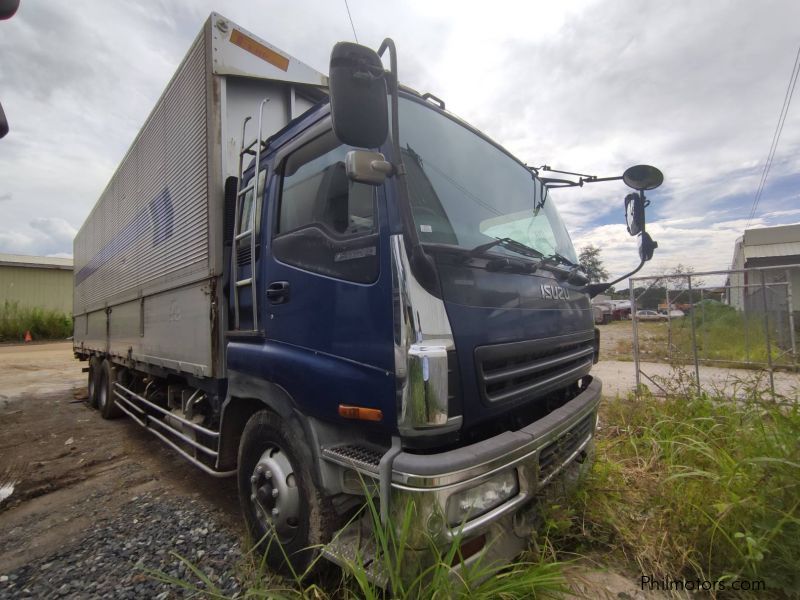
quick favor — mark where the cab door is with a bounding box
[258,126,395,423]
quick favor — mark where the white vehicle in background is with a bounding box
[635,309,668,321]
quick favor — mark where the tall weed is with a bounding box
[542,386,800,596]
[0,300,72,341]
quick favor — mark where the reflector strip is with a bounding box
[338,405,383,422]
[452,534,486,565]
[229,29,289,72]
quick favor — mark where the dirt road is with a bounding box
[594,358,800,399]
[0,343,241,597]
[0,343,85,410]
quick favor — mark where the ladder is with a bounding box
[231,98,269,331]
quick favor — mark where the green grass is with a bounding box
[147,481,568,599]
[666,302,790,367]
[540,383,800,597]
[0,300,72,342]
[605,304,796,368]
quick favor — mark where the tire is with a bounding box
[87,356,101,409]
[98,359,123,419]
[237,410,338,575]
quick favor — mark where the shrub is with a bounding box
[0,300,72,341]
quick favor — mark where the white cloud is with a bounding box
[1,0,799,265]
[0,218,77,257]
[572,213,789,288]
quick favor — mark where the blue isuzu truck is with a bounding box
[73,13,661,581]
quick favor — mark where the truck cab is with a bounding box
[224,78,600,578]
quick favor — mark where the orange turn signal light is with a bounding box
[338,405,383,422]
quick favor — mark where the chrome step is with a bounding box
[322,445,383,475]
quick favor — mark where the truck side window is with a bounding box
[278,139,375,236]
[273,131,379,284]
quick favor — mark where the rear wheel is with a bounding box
[98,359,123,419]
[87,356,101,409]
[237,410,337,575]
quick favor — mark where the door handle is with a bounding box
[266,281,290,304]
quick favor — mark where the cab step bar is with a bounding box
[321,445,383,477]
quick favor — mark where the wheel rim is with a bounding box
[88,370,95,400]
[250,446,300,543]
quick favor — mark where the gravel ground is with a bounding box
[0,490,242,599]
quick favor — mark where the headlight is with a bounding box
[446,470,519,526]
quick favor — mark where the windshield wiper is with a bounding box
[541,252,590,284]
[470,237,545,260]
[542,251,577,268]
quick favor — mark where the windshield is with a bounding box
[397,97,577,263]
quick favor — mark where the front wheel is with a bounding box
[237,410,338,575]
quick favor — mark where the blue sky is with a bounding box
[0,0,798,282]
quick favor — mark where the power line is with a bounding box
[747,45,799,226]
[343,0,359,43]
[746,44,800,228]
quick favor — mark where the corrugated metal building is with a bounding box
[728,224,800,313]
[0,254,74,314]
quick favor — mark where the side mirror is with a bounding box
[622,165,662,236]
[622,164,663,191]
[329,42,389,149]
[345,150,392,185]
[639,231,657,262]
[0,0,20,20]
[0,101,8,139]
[625,193,644,236]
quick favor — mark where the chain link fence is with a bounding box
[629,264,800,400]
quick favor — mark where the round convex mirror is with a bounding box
[623,165,663,191]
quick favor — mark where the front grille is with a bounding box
[447,349,462,418]
[538,412,596,481]
[475,333,595,405]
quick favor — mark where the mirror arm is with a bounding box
[585,175,623,184]
[540,173,624,189]
[584,258,647,298]
[377,39,401,175]
[377,38,441,295]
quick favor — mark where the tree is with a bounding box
[659,263,705,291]
[578,245,609,283]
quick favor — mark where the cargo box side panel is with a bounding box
[73,309,108,354]
[135,282,215,378]
[73,30,212,318]
[107,298,143,361]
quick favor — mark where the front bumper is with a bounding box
[389,376,601,557]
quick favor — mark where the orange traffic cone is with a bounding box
[24,330,32,342]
